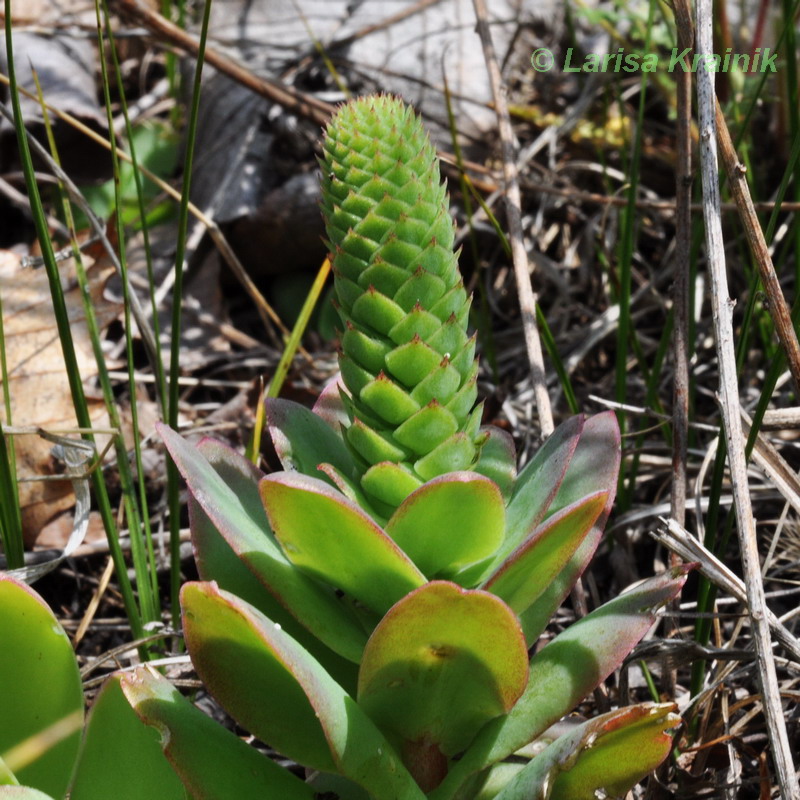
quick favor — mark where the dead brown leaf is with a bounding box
[0,247,121,545]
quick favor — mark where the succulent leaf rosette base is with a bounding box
[0,95,691,800]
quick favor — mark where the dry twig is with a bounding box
[113,0,333,126]
[693,0,799,793]
[654,519,800,666]
[671,0,692,530]
[714,99,800,398]
[471,0,553,437]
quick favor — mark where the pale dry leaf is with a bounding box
[0,247,121,545]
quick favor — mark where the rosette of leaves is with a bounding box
[140,95,692,798]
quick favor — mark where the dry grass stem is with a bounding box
[471,0,553,437]
[693,0,800,792]
[655,519,800,666]
[670,0,693,531]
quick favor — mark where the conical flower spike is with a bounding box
[320,95,483,511]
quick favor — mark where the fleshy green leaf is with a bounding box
[393,266,447,313]
[384,336,444,386]
[351,288,407,338]
[516,412,621,643]
[260,471,426,613]
[159,424,368,662]
[494,703,680,800]
[394,402,460,456]
[265,397,357,481]
[360,372,421,425]
[429,565,693,800]
[362,462,424,508]
[0,789,57,799]
[358,582,528,762]
[414,432,476,479]
[181,582,333,772]
[120,666,315,799]
[316,461,376,515]
[0,576,83,798]
[343,323,394,374]
[188,450,359,693]
[385,473,505,578]
[387,305,445,347]
[347,417,409,465]
[546,411,621,519]
[69,675,186,800]
[472,427,517,501]
[499,415,583,562]
[181,582,426,800]
[481,491,608,616]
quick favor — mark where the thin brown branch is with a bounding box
[324,0,444,52]
[715,99,800,398]
[113,0,334,126]
[694,0,800,793]
[671,0,693,530]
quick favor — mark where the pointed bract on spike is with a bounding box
[320,95,482,510]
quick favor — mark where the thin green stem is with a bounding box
[0,275,23,567]
[0,420,24,568]
[167,0,214,626]
[93,1,161,620]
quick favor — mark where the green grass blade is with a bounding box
[266,257,331,402]
[31,62,158,625]
[92,0,162,619]
[0,421,24,568]
[614,0,656,441]
[535,305,578,415]
[0,277,23,568]
[166,0,214,626]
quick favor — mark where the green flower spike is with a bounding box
[320,95,482,512]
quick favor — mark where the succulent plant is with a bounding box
[152,95,690,798]
[0,95,691,800]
